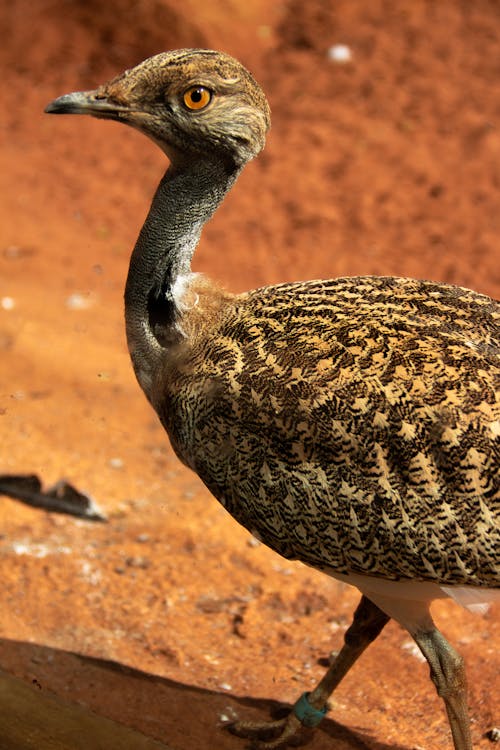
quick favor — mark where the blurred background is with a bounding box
[0,2,498,749]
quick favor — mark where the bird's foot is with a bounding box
[227,693,327,749]
[227,714,304,749]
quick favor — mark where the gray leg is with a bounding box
[413,628,472,750]
[305,594,390,711]
[228,595,389,749]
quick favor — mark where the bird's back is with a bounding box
[156,275,500,588]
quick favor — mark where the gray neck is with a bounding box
[124,157,240,397]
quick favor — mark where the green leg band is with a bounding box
[292,692,328,728]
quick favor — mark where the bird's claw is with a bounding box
[227,712,308,749]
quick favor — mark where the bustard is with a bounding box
[46,50,499,750]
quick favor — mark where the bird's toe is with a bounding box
[227,713,308,748]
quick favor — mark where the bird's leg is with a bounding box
[413,627,472,750]
[228,595,389,749]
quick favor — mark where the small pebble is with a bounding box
[65,292,94,310]
[219,682,232,691]
[1,297,15,310]
[219,706,238,723]
[203,653,220,665]
[271,562,294,576]
[327,44,352,63]
[486,728,500,742]
[109,457,124,469]
[126,555,151,569]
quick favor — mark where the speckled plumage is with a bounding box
[46,49,499,750]
[158,275,500,589]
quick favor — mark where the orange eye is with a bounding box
[183,86,212,111]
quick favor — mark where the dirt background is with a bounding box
[0,1,499,748]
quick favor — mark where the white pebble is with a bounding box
[328,44,352,63]
[65,292,94,310]
[203,653,220,665]
[11,541,72,558]
[1,297,15,310]
[109,457,124,469]
[219,706,238,723]
[219,682,232,691]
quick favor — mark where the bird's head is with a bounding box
[45,49,271,168]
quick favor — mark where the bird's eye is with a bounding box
[183,86,212,111]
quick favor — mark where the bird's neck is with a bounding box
[124,157,240,397]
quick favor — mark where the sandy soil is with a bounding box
[0,1,498,748]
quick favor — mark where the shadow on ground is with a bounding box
[0,639,412,750]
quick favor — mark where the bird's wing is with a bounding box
[166,276,500,586]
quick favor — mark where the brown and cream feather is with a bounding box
[160,275,499,589]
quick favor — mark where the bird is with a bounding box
[45,49,499,750]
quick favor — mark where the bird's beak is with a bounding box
[45,90,129,121]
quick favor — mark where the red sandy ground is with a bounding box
[0,1,499,748]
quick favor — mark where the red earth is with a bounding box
[0,1,498,748]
